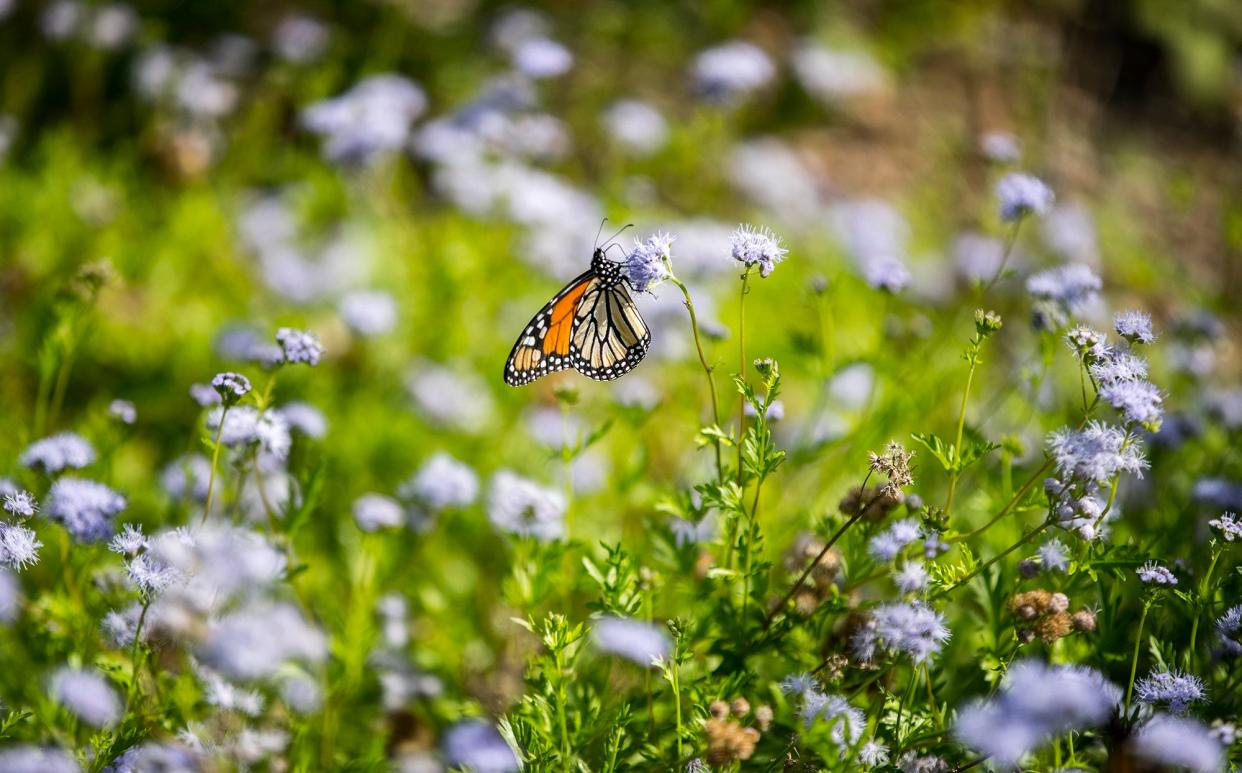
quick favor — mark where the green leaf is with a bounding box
[911,432,954,471]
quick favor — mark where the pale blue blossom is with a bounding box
[996,173,1054,222]
[400,452,479,511]
[592,616,670,666]
[3,490,37,519]
[352,494,404,532]
[211,371,251,404]
[487,471,565,541]
[301,74,426,164]
[601,100,667,155]
[276,327,324,365]
[51,667,121,727]
[623,232,674,293]
[691,41,774,102]
[851,601,950,664]
[1214,604,1242,656]
[20,432,96,473]
[1209,511,1242,542]
[730,224,787,278]
[275,402,328,439]
[339,290,398,337]
[442,720,519,773]
[512,37,572,78]
[1137,562,1176,586]
[1047,422,1147,485]
[1038,539,1069,572]
[894,562,929,594]
[1135,669,1206,713]
[1099,379,1163,428]
[108,399,136,424]
[1115,310,1156,344]
[0,745,79,773]
[272,13,328,64]
[0,522,41,570]
[1133,714,1222,773]
[45,478,125,542]
[980,131,1021,163]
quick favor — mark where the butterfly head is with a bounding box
[591,247,624,285]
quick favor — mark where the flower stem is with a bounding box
[982,219,1022,293]
[200,405,229,525]
[954,459,1052,543]
[669,276,722,483]
[945,351,979,516]
[742,480,762,623]
[762,470,875,632]
[932,518,1053,601]
[1124,600,1151,713]
[736,268,752,486]
[123,599,151,716]
[1187,547,1222,668]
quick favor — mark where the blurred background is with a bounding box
[0,0,1241,766]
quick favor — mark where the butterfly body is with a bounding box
[504,249,651,386]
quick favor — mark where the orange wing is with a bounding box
[503,271,598,386]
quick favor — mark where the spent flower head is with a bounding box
[730,224,787,278]
[868,441,915,496]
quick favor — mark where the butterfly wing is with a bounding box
[568,280,651,381]
[503,270,598,386]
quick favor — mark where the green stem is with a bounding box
[736,268,751,487]
[932,518,1053,601]
[47,346,78,431]
[1124,600,1151,714]
[982,219,1022,293]
[742,480,762,623]
[945,349,979,515]
[669,276,723,484]
[1187,548,1222,667]
[954,459,1052,543]
[670,646,683,763]
[761,470,875,632]
[200,405,229,525]
[123,599,151,715]
[556,648,571,769]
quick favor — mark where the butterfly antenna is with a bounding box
[603,223,634,249]
[594,218,609,250]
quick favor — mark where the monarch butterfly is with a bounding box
[503,247,650,386]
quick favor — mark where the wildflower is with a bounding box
[955,660,1120,768]
[109,399,137,424]
[190,382,221,406]
[198,601,327,681]
[3,490,37,518]
[1038,539,1069,572]
[211,372,251,405]
[623,231,674,293]
[1089,351,1148,385]
[108,523,148,555]
[0,568,16,623]
[487,471,565,541]
[868,441,915,495]
[791,44,887,103]
[728,139,823,227]
[1135,669,1206,713]
[1133,714,1222,773]
[1208,511,1242,542]
[730,224,787,278]
[851,601,950,664]
[592,616,670,666]
[1137,562,1176,586]
[0,522,41,571]
[601,100,668,155]
[400,452,479,511]
[1047,421,1147,485]
[1110,311,1155,345]
[406,361,495,433]
[276,327,324,365]
[996,173,1054,222]
[339,290,398,337]
[1065,326,1110,362]
[86,3,137,50]
[1026,263,1102,325]
[102,604,142,647]
[272,14,328,64]
[162,454,212,502]
[691,41,774,102]
[352,494,404,532]
[0,746,79,773]
[50,667,121,727]
[1071,608,1097,632]
[126,552,182,595]
[1209,719,1237,747]
[1215,605,1242,656]
[45,477,125,542]
[830,199,912,292]
[199,666,264,716]
[20,432,96,473]
[275,402,328,439]
[301,74,427,165]
[858,740,890,767]
[868,518,922,562]
[953,232,1007,283]
[981,131,1021,163]
[1099,379,1163,429]
[442,720,520,773]
[894,562,929,594]
[513,37,572,78]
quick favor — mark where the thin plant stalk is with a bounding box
[944,348,979,515]
[932,517,1054,601]
[736,268,752,486]
[668,275,723,483]
[1187,547,1222,667]
[1124,600,1151,713]
[200,405,229,525]
[981,219,1022,293]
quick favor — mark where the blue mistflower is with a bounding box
[276,327,324,366]
[0,746,78,773]
[1115,310,1156,344]
[400,452,479,511]
[442,720,519,773]
[1133,714,1223,773]
[1026,263,1101,325]
[50,667,121,728]
[20,432,96,474]
[45,477,126,543]
[1099,379,1163,429]
[858,741,889,768]
[1207,511,1242,542]
[851,601,950,664]
[1090,351,1149,386]
[1215,604,1242,656]
[108,523,149,556]
[868,518,922,562]
[0,522,41,571]
[301,74,426,165]
[1047,421,1147,485]
[487,471,565,542]
[275,402,328,439]
[592,616,670,666]
[211,372,251,404]
[1135,669,1207,713]
[623,231,674,293]
[2,490,37,519]
[894,561,929,594]
[352,494,404,532]
[1038,539,1069,572]
[512,37,573,79]
[108,399,136,425]
[339,290,398,337]
[1137,561,1177,586]
[996,173,1054,222]
[691,41,775,103]
[730,224,787,278]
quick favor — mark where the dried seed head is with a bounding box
[731,697,750,717]
[793,590,820,617]
[1036,611,1073,643]
[1010,590,1053,617]
[1018,559,1040,579]
[709,700,729,720]
[705,717,760,765]
[1048,593,1070,614]
[1017,628,1036,645]
[1071,609,1097,632]
[755,705,774,731]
